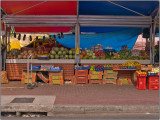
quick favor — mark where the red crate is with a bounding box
[147,83,159,90]
[75,76,88,84]
[148,76,159,83]
[136,76,146,90]
[89,79,102,84]
[75,70,88,77]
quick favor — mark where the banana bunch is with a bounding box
[123,61,141,66]
[136,70,147,75]
[104,64,112,67]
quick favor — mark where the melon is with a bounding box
[50,55,54,59]
[60,47,65,51]
[58,51,62,55]
[69,50,72,55]
[54,47,59,52]
[63,51,66,55]
[69,55,72,59]
[55,55,59,59]
[60,55,64,59]
[51,50,56,55]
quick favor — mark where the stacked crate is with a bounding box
[103,70,118,84]
[147,75,159,90]
[75,70,88,84]
[88,71,103,84]
[21,71,37,84]
[49,70,64,85]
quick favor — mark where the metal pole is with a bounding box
[3,24,8,70]
[152,11,159,65]
[8,27,11,52]
[150,24,153,65]
[75,1,80,64]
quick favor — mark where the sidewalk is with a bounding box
[1,81,159,116]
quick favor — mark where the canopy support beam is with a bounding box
[2,24,8,70]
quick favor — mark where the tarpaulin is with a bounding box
[15,27,71,33]
[57,28,142,51]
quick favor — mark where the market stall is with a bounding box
[1,1,159,90]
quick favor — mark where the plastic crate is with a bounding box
[104,67,112,70]
[147,83,159,90]
[49,71,63,76]
[95,68,104,71]
[75,76,88,84]
[50,67,61,71]
[49,75,63,80]
[89,79,102,84]
[103,74,117,79]
[75,70,88,77]
[136,76,146,90]
[103,79,116,84]
[119,66,127,69]
[141,65,152,71]
[104,70,114,73]
[49,80,64,85]
[147,73,158,76]
[89,71,103,75]
[127,66,136,69]
[147,76,159,83]
[29,65,41,70]
[88,74,102,80]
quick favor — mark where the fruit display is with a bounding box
[7,49,21,59]
[119,50,132,59]
[50,47,75,59]
[90,65,95,71]
[95,51,105,59]
[104,64,112,67]
[136,70,147,76]
[148,67,159,74]
[123,61,141,66]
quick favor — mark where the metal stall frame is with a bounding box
[1,7,158,68]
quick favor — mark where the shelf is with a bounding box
[6,59,151,64]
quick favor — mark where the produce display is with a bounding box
[122,61,141,66]
[148,67,159,75]
[50,47,75,59]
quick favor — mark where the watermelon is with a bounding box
[51,50,56,55]
[55,55,59,59]
[69,50,72,55]
[72,55,75,59]
[63,51,66,55]
[50,55,54,59]
[60,55,64,59]
[54,47,59,52]
[65,55,69,59]
[60,47,64,51]
[58,51,62,55]
[69,55,72,59]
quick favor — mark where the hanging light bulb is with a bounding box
[29,35,32,41]
[61,32,64,38]
[36,36,38,42]
[14,32,16,38]
[58,33,61,39]
[18,34,21,40]
[43,36,45,42]
[23,34,26,41]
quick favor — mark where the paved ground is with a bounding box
[1,81,159,105]
[1,113,159,119]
